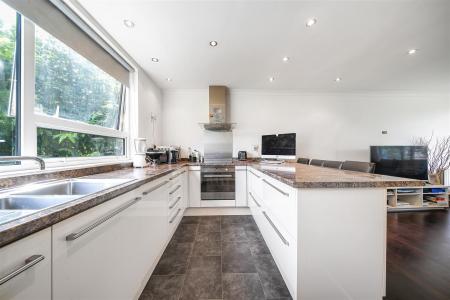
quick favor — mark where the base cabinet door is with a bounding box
[0,228,51,300]
[189,168,201,207]
[52,188,156,300]
[235,169,247,207]
[136,178,171,280]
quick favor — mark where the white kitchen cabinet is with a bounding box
[248,168,263,200]
[248,166,387,300]
[182,169,189,208]
[235,167,247,207]
[188,166,201,207]
[52,177,171,300]
[167,170,186,236]
[261,176,298,239]
[0,228,51,300]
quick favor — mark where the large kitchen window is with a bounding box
[0,2,19,157]
[35,27,124,130]
[0,0,132,171]
[34,27,126,158]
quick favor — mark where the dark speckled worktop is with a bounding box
[0,160,424,248]
[0,163,190,248]
[249,162,425,189]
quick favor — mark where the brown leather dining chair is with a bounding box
[309,159,325,167]
[323,160,343,169]
[297,157,310,165]
[341,160,376,173]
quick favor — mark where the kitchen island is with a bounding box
[246,163,424,300]
[0,161,424,300]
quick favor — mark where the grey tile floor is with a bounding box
[139,215,292,300]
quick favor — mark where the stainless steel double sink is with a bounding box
[0,178,134,225]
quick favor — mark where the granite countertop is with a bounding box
[0,160,425,248]
[249,162,426,188]
[0,162,190,248]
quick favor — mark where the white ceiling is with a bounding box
[78,0,450,93]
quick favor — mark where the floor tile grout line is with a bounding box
[176,219,198,300]
[250,214,278,300]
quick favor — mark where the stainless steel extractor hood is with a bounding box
[199,86,235,131]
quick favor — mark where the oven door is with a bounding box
[201,166,235,200]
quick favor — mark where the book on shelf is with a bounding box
[424,196,447,203]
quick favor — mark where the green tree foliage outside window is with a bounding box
[0,4,17,156]
[35,27,123,129]
[37,128,124,158]
[34,26,126,158]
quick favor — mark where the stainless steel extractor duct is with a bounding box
[200,86,235,131]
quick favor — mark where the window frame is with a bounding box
[0,9,21,158]
[0,16,131,174]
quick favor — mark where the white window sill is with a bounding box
[0,157,132,179]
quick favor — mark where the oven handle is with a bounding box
[202,174,233,178]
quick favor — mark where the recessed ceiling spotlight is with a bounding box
[209,41,218,47]
[123,19,135,28]
[166,78,172,82]
[306,18,317,27]
[408,49,418,55]
[151,57,159,63]
[282,56,290,62]
[269,77,275,82]
[335,77,342,82]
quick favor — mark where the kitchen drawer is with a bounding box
[258,208,297,298]
[0,228,51,300]
[262,175,297,239]
[248,190,263,228]
[248,168,263,200]
[169,169,186,183]
[137,177,171,199]
[168,193,183,213]
[168,203,183,236]
[168,181,183,203]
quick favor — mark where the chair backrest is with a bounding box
[341,160,376,173]
[297,157,310,165]
[309,159,325,167]
[323,160,343,169]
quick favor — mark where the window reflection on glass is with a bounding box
[0,2,18,156]
[37,127,124,158]
[34,27,124,129]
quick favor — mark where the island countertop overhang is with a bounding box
[248,163,426,189]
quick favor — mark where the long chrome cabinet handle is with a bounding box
[142,180,170,195]
[262,179,289,197]
[169,185,181,195]
[170,170,186,180]
[248,192,261,207]
[262,211,289,246]
[169,208,182,224]
[169,196,182,209]
[249,170,260,178]
[0,255,44,286]
[66,196,142,241]
[203,174,233,178]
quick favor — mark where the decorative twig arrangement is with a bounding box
[413,134,450,175]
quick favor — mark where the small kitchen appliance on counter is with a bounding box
[133,138,148,168]
[238,151,247,160]
[146,146,179,165]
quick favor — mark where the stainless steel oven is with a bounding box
[201,165,235,200]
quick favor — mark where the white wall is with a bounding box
[162,89,450,161]
[136,69,163,147]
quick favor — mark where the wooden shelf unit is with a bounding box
[387,186,449,212]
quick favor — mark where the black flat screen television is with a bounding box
[370,146,428,180]
[261,133,296,159]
